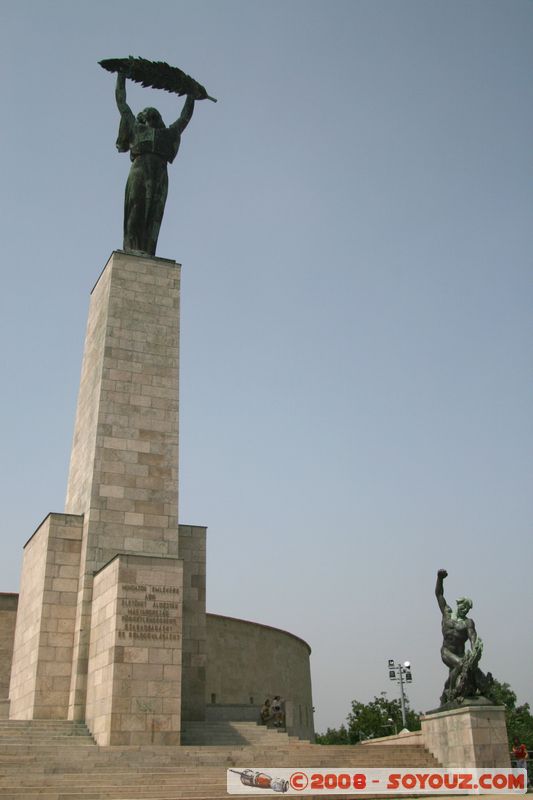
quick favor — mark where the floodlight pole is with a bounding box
[398,665,407,728]
[387,659,412,729]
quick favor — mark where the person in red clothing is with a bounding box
[512,737,528,769]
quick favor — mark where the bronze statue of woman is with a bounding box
[115,72,195,256]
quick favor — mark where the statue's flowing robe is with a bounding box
[116,110,181,255]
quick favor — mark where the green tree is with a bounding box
[315,724,349,745]
[316,692,420,745]
[317,679,533,751]
[488,678,533,750]
[346,692,420,743]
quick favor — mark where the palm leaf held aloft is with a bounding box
[99,56,217,102]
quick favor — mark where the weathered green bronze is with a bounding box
[435,569,493,707]
[100,57,217,102]
[100,58,215,256]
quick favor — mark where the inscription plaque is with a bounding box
[118,583,181,643]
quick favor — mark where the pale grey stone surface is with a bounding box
[86,554,183,745]
[9,514,83,720]
[206,613,314,741]
[421,704,511,767]
[178,525,207,722]
[0,594,18,716]
[64,251,181,721]
[3,250,315,746]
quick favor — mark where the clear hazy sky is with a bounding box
[1,0,531,734]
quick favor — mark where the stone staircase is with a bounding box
[181,720,299,746]
[0,719,440,799]
[0,719,95,744]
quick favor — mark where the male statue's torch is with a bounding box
[230,769,289,793]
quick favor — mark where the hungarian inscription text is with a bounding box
[118,584,180,643]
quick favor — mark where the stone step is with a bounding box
[183,721,283,728]
[0,795,238,800]
[182,735,270,739]
[0,748,437,765]
[181,736,289,745]
[181,720,293,747]
[0,722,93,737]
[0,773,440,797]
[0,780,237,800]
[0,731,92,737]
[0,719,90,726]
[0,743,438,761]
[0,739,95,746]
[0,781,230,792]
[0,717,440,800]
[0,726,92,734]
[2,768,226,780]
[0,790,233,795]
[0,778,229,789]
[0,731,93,736]
[0,789,386,800]
[0,788,336,800]
[0,726,91,732]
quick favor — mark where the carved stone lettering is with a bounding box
[118,584,181,642]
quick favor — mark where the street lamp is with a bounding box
[387,716,397,735]
[387,659,413,729]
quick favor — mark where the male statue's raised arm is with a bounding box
[435,568,449,615]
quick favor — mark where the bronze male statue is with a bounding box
[436,569,492,706]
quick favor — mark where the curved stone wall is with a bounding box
[206,613,314,741]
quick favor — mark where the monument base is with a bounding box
[86,554,183,746]
[421,704,510,768]
[3,250,315,743]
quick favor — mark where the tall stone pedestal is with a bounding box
[9,251,207,744]
[5,247,318,745]
[64,251,182,725]
[421,705,510,768]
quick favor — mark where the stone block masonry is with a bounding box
[86,554,183,745]
[63,251,182,722]
[421,704,511,768]
[0,594,18,712]
[65,251,180,560]
[5,249,314,743]
[179,525,206,721]
[9,514,83,719]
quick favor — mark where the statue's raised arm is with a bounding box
[115,73,135,155]
[115,73,131,116]
[435,568,449,615]
[169,95,195,134]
